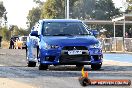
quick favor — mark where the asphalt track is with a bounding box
[0,49,132,88]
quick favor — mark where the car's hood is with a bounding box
[41,36,99,46]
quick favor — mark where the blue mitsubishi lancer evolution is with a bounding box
[26,19,103,70]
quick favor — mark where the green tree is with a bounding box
[93,0,120,20]
[12,25,19,36]
[27,7,41,32]
[0,1,6,17]
[1,27,10,40]
[0,1,7,40]
[72,0,96,19]
[0,1,7,27]
[126,0,132,13]
[9,25,28,37]
[41,0,77,19]
[41,0,65,19]
[27,0,77,32]
[71,0,121,37]
[18,28,28,36]
[72,0,120,20]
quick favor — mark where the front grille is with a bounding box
[60,46,89,64]
[60,55,90,63]
[62,46,87,50]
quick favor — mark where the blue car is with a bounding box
[26,19,103,70]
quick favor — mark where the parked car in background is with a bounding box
[14,36,28,49]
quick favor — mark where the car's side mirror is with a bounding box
[30,31,39,37]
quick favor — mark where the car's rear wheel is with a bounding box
[39,64,48,70]
[27,61,36,67]
[91,63,102,70]
[37,47,40,62]
[26,45,27,57]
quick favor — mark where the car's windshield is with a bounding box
[42,22,91,36]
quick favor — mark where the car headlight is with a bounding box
[43,43,60,49]
[89,42,102,48]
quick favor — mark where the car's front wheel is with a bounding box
[91,63,102,70]
[39,64,48,70]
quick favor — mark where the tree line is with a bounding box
[27,0,132,38]
[27,0,120,29]
[0,1,28,41]
[0,0,132,41]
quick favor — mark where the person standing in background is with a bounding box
[9,38,14,49]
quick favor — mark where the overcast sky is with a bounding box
[1,0,125,29]
[2,0,37,29]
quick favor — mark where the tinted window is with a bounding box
[42,22,91,36]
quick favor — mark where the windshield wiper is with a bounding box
[53,34,73,36]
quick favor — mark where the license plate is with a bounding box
[68,50,82,55]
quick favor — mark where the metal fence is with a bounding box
[99,37,132,52]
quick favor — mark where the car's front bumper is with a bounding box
[39,48,103,65]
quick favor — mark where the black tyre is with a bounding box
[39,64,48,70]
[27,61,36,67]
[91,63,102,70]
[26,46,27,57]
[37,47,40,62]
